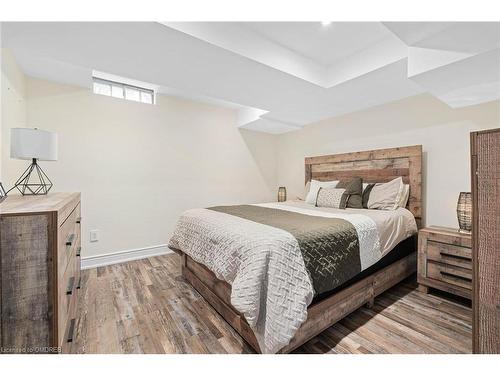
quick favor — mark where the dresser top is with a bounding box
[0,192,80,215]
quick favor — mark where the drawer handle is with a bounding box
[67,318,76,343]
[66,276,75,295]
[440,251,470,261]
[440,271,471,282]
[76,217,82,224]
[77,276,82,290]
[76,247,81,257]
[66,234,76,246]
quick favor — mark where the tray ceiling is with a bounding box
[2,22,499,134]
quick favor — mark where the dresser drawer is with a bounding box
[58,252,78,338]
[427,261,472,290]
[426,240,472,269]
[59,288,78,351]
[58,202,81,279]
[60,257,79,352]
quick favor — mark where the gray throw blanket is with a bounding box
[209,205,361,296]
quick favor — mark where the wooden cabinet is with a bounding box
[0,193,81,353]
[471,129,500,354]
[417,226,472,299]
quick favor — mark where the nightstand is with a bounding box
[417,226,472,299]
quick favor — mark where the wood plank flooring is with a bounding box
[71,253,472,354]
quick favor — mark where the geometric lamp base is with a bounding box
[13,158,53,195]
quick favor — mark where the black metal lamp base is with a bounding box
[13,158,53,195]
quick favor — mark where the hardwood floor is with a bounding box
[71,253,472,354]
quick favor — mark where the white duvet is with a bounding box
[168,201,417,353]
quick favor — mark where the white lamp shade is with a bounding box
[10,128,58,161]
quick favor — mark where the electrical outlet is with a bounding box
[90,229,99,242]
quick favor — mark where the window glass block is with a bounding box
[140,91,153,104]
[93,81,111,96]
[125,87,140,102]
[111,85,124,99]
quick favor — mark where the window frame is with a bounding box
[92,77,155,104]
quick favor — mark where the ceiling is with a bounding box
[243,22,392,66]
[2,22,499,134]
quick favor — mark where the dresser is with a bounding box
[0,193,81,353]
[417,226,472,299]
[471,128,500,354]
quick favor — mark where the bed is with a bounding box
[168,145,423,353]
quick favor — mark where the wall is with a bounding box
[3,48,500,262]
[1,48,27,182]
[1,57,278,259]
[277,94,500,227]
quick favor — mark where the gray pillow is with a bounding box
[337,177,363,209]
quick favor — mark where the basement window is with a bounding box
[92,77,155,104]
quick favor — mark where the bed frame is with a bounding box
[179,145,423,353]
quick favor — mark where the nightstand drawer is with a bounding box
[426,241,472,269]
[427,261,472,290]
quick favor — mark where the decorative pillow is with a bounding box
[315,187,347,209]
[367,177,404,210]
[337,177,363,209]
[305,179,339,204]
[362,183,376,208]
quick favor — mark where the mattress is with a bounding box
[313,234,417,303]
[168,201,417,353]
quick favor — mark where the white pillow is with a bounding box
[305,179,339,204]
[367,177,404,210]
[399,184,410,208]
[297,181,311,201]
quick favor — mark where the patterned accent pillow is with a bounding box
[315,187,347,209]
[305,179,339,204]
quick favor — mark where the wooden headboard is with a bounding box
[305,145,423,226]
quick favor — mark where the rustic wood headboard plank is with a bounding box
[312,169,410,183]
[311,157,409,173]
[305,145,423,226]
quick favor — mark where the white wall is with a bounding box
[1,48,27,181]
[3,48,499,261]
[1,57,278,258]
[276,94,500,228]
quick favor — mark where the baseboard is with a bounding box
[81,244,172,269]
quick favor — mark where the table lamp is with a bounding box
[456,192,472,233]
[278,186,287,202]
[10,128,58,195]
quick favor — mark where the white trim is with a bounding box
[81,244,172,269]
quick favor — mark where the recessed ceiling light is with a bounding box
[321,21,332,26]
